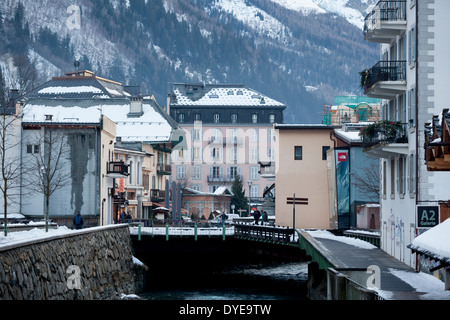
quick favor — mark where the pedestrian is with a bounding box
[73,211,84,229]
[263,211,268,225]
[254,209,261,225]
[126,210,132,223]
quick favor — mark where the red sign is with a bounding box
[338,152,347,162]
[118,178,124,193]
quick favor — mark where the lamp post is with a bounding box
[231,204,235,215]
[247,180,252,217]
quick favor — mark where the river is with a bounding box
[140,261,309,300]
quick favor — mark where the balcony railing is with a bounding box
[361,60,406,90]
[363,0,406,39]
[207,175,242,183]
[106,161,129,176]
[360,121,408,147]
[157,163,172,175]
[150,189,166,201]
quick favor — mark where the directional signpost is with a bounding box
[286,194,308,230]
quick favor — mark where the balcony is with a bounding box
[360,120,409,158]
[363,0,407,43]
[157,163,172,175]
[207,175,242,183]
[360,60,406,99]
[106,161,129,177]
[150,189,166,202]
[258,161,275,179]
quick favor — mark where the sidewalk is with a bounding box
[300,230,450,300]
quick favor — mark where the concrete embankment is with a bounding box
[0,224,147,300]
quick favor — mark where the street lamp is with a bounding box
[247,180,252,217]
[231,204,235,215]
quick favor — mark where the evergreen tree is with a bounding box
[231,176,248,216]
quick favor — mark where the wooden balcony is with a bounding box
[425,109,450,171]
[157,163,172,175]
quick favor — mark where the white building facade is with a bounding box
[363,0,450,268]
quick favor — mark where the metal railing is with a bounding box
[234,223,296,243]
[363,0,407,36]
[364,60,406,90]
[361,124,408,147]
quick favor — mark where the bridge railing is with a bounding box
[234,223,296,243]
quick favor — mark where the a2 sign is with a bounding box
[416,206,440,228]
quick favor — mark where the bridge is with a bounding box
[129,220,298,245]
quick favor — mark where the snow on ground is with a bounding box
[306,229,377,249]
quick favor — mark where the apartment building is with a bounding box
[362,0,450,268]
[168,83,285,215]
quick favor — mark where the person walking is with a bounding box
[253,209,261,225]
[73,211,84,229]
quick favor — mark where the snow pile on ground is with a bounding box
[0,226,76,248]
[389,268,450,300]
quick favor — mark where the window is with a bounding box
[228,166,239,180]
[269,114,275,123]
[250,129,258,142]
[191,128,202,141]
[408,87,416,128]
[250,147,258,163]
[267,129,275,143]
[409,153,416,195]
[294,146,302,160]
[194,113,201,121]
[408,26,416,65]
[250,166,259,180]
[398,156,405,196]
[231,113,238,123]
[178,113,185,123]
[322,146,330,160]
[191,147,202,161]
[177,165,186,180]
[383,161,387,198]
[267,147,275,161]
[252,114,258,124]
[229,146,238,162]
[211,147,222,161]
[390,158,395,198]
[250,184,259,198]
[191,166,201,180]
[191,184,202,192]
[214,113,220,123]
[27,144,39,154]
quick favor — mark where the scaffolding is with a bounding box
[322,96,381,126]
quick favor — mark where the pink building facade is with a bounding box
[168,83,286,209]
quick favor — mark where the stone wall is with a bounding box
[0,224,146,300]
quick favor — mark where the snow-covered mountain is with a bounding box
[0,0,379,123]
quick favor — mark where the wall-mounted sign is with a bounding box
[338,152,347,162]
[416,206,439,228]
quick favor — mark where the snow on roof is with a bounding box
[38,86,103,95]
[408,218,450,264]
[171,84,285,107]
[22,99,174,142]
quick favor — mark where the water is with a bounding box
[141,261,309,300]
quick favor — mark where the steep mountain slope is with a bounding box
[0,0,379,123]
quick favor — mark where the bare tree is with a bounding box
[352,161,380,200]
[0,93,23,236]
[24,126,72,232]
